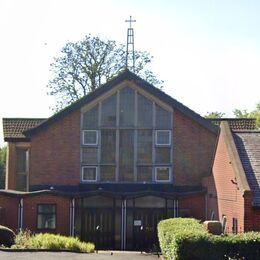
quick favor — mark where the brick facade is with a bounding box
[204,122,260,233]
[173,110,216,185]
[29,109,81,187]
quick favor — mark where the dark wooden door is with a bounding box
[133,208,165,251]
[82,208,114,249]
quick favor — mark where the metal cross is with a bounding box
[125,16,136,29]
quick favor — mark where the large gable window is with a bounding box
[81,86,173,183]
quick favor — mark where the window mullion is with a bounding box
[134,90,138,182]
[116,91,120,182]
[152,102,156,182]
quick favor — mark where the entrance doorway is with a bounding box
[75,195,176,250]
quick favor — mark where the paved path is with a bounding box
[0,251,161,260]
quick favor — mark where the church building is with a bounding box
[1,70,218,250]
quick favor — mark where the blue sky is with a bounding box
[0,0,260,146]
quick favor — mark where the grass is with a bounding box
[11,230,95,253]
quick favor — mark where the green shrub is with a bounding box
[12,231,94,253]
[158,218,260,260]
[0,225,15,248]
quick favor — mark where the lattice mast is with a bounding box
[125,16,136,72]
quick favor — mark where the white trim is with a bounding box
[81,166,98,182]
[155,130,171,146]
[82,130,98,146]
[155,166,171,182]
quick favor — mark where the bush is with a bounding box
[158,218,260,260]
[0,225,15,248]
[12,231,95,253]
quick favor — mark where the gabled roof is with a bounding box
[2,118,46,142]
[208,118,256,130]
[233,130,260,206]
[23,70,218,137]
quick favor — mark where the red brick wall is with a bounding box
[30,109,81,186]
[23,194,70,236]
[173,110,217,185]
[0,196,19,231]
[209,131,246,233]
[244,195,260,232]
[178,194,206,220]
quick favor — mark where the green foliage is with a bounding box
[204,111,225,118]
[233,102,260,128]
[0,225,15,247]
[47,34,163,111]
[158,218,260,260]
[0,146,6,189]
[12,230,95,253]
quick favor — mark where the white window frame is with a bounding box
[82,130,98,146]
[155,130,171,146]
[155,167,171,182]
[81,166,98,182]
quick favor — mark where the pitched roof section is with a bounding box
[24,70,218,136]
[233,131,260,206]
[209,118,256,130]
[2,118,46,141]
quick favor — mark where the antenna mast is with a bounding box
[125,16,136,72]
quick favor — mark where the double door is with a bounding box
[78,196,174,250]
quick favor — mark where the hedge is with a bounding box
[158,218,260,260]
[11,231,95,253]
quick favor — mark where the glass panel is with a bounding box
[156,130,171,145]
[82,167,97,181]
[37,205,56,229]
[155,147,171,163]
[156,105,171,129]
[137,166,152,182]
[16,149,27,173]
[16,174,27,191]
[135,196,165,208]
[101,94,117,127]
[100,166,116,182]
[37,214,56,229]
[101,130,116,163]
[137,130,152,163]
[119,130,134,181]
[82,147,98,164]
[83,196,113,208]
[119,87,135,127]
[83,130,98,145]
[137,94,153,127]
[38,205,56,213]
[82,105,99,129]
[156,167,170,181]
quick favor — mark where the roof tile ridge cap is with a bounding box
[221,121,251,193]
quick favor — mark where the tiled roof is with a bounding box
[233,131,260,206]
[208,118,256,130]
[2,118,46,141]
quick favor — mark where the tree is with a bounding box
[47,35,163,111]
[233,102,260,128]
[0,146,6,189]
[204,111,225,119]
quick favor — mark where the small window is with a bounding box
[82,166,97,182]
[232,218,238,234]
[155,167,171,182]
[155,130,171,146]
[82,130,98,145]
[37,204,56,230]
